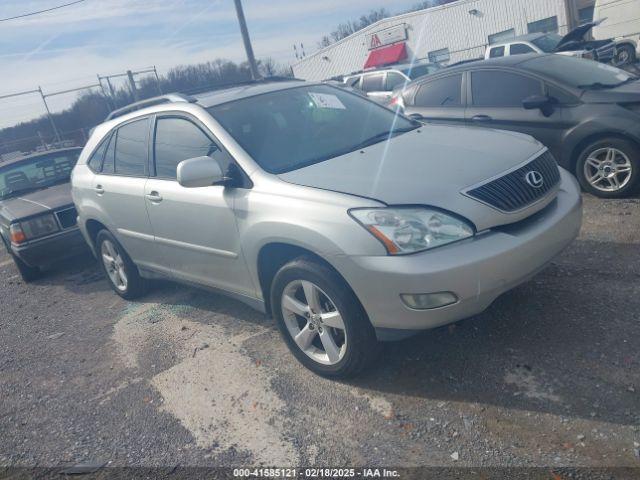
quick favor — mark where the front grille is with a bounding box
[465,151,560,212]
[55,207,78,229]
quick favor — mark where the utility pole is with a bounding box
[126,70,139,101]
[38,87,61,144]
[233,0,261,80]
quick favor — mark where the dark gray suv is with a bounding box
[396,54,640,198]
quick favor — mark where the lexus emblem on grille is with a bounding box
[525,170,544,188]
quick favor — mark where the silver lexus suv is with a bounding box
[72,81,582,377]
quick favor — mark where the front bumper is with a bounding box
[334,169,582,332]
[11,227,89,268]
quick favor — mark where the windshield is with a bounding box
[0,150,79,200]
[530,34,562,52]
[208,85,418,174]
[522,55,636,88]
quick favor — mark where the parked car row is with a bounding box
[342,61,442,104]
[390,54,640,198]
[6,60,634,377]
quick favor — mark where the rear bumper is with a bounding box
[11,227,89,268]
[333,169,582,332]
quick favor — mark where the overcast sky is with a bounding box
[0,0,417,128]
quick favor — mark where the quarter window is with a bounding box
[101,133,116,174]
[114,119,149,176]
[472,71,542,107]
[361,73,385,92]
[87,136,110,172]
[154,118,218,179]
[414,75,462,107]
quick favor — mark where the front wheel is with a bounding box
[96,230,148,300]
[271,257,378,378]
[576,138,639,198]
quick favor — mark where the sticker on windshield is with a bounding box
[308,92,346,109]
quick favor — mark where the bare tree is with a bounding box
[321,8,390,46]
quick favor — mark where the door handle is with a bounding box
[95,185,104,195]
[145,191,163,203]
[471,115,492,122]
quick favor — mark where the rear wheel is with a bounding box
[96,230,148,299]
[576,138,640,198]
[271,257,378,378]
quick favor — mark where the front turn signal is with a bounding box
[9,224,26,244]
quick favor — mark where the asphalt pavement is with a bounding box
[0,194,638,474]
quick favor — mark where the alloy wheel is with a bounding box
[583,147,633,193]
[280,280,347,365]
[101,239,128,292]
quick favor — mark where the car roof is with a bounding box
[193,80,308,108]
[0,147,82,168]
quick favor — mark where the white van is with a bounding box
[592,0,640,64]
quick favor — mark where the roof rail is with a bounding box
[105,93,197,121]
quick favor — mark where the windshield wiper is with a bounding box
[352,126,419,151]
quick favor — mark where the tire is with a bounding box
[96,229,148,300]
[615,44,636,66]
[11,254,41,282]
[575,137,640,198]
[270,256,378,378]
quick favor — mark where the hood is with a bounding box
[278,125,548,231]
[556,21,600,50]
[0,182,73,221]
[581,79,640,103]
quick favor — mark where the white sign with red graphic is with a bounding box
[367,25,407,50]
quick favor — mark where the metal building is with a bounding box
[292,0,595,81]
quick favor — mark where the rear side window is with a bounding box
[361,73,385,92]
[510,43,536,55]
[87,136,109,172]
[489,46,505,58]
[472,71,542,106]
[114,119,149,176]
[414,75,462,107]
[154,118,219,179]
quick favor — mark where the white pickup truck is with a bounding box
[592,0,640,65]
[485,22,617,64]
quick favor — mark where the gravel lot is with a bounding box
[0,194,639,473]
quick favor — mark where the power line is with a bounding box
[0,0,86,22]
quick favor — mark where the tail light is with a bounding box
[9,224,26,244]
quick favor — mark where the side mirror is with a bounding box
[177,156,226,188]
[522,95,557,117]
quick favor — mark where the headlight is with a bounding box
[20,213,59,239]
[350,207,474,255]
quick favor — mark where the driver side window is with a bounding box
[154,117,219,179]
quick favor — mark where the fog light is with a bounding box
[401,292,458,310]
